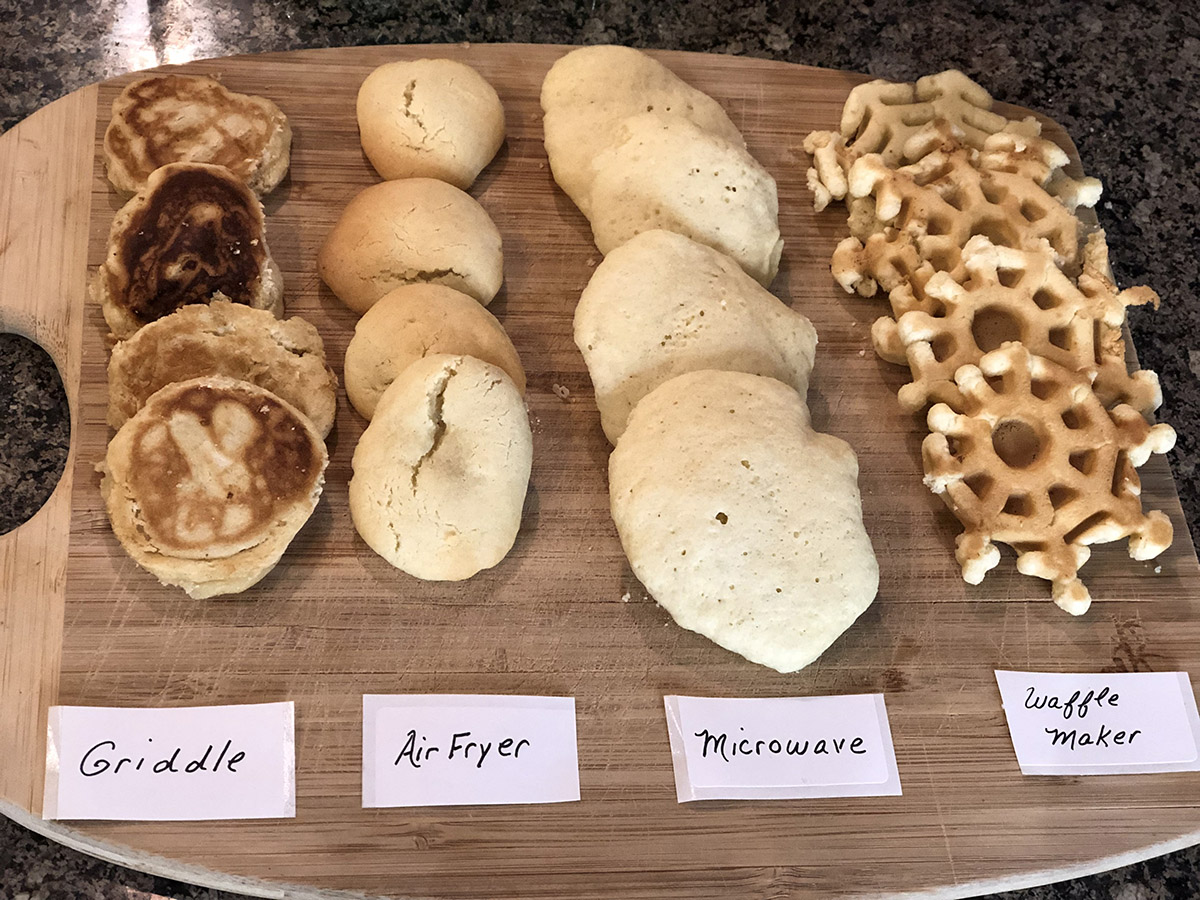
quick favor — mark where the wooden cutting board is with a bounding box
[2,43,1199,900]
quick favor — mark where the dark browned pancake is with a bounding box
[104,74,291,196]
[95,162,282,339]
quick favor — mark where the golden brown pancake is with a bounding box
[107,300,338,438]
[100,376,328,598]
[94,162,283,340]
[104,74,291,196]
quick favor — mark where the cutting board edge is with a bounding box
[8,793,1200,900]
[0,82,96,816]
[2,43,1198,900]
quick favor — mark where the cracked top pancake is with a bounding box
[103,73,292,196]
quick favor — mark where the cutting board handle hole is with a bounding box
[0,332,70,535]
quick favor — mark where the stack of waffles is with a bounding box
[805,70,1175,614]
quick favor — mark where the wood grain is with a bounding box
[0,83,96,814]
[2,43,1198,900]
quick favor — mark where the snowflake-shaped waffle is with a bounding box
[805,70,1099,213]
[872,235,1163,414]
[921,344,1176,615]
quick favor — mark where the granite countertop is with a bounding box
[1,1,1198,898]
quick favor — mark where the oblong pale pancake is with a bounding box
[93,162,283,340]
[575,230,816,443]
[587,112,783,285]
[609,370,878,673]
[317,178,503,314]
[540,45,744,217]
[107,300,338,438]
[344,284,524,421]
[349,354,532,581]
[100,376,328,599]
[104,74,291,196]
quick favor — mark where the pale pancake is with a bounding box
[609,370,879,673]
[575,230,815,443]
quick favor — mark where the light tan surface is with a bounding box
[1,44,1199,900]
[540,45,744,216]
[343,283,524,420]
[587,111,783,285]
[107,299,338,436]
[317,177,504,313]
[357,58,505,188]
[609,369,878,673]
[574,229,816,443]
[349,353,532,580]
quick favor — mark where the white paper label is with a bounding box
[43,702,295,821]
[995,670,1200,775]
[663,694,902,802]
[362,695,580,807]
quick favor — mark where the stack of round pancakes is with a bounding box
[96,74,334,598]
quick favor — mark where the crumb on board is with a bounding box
[621,591,631,603]
[552,383,572,401]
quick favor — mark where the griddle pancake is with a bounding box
[94,162,283,340]
[100,376,328,599]
[107,300,337,438]
[104,74,291,196]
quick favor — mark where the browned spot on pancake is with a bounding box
[112,168,263,325]
[128,383,318,554]
[107,75,280,182]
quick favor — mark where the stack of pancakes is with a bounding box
[95,74,335,599]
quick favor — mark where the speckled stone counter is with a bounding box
[2,2,1199,898]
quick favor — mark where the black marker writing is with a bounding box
[79,738,245,776]
[1024,685,1119,720]
[694,727,866,763]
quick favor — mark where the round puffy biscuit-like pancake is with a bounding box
[609,370,879,673]
[318,178,503,314]
[104,74,291,196]
[588,112,783,285]
[94,162,283,340]
[344,284,524,420]
[349,354,532,581]
[540,45,744,216]
[107,300,338,437]
[357,58,506,189]
[575,230,816,443]
[100,376,328,599]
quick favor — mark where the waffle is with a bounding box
[804,69,1101,214]
[833,122,1083,299]
[875,235,1163,414]
[806,70,1172,611]
[922,345,1175,614]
